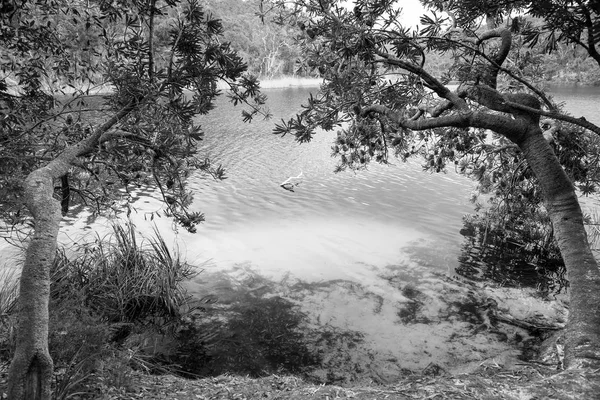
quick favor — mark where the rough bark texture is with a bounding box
[7,102,136,400]
[473,25,600,368]
[7,166,64,400]
[518,127,600,369]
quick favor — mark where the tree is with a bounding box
[205,0,304,77]
[520,0,600,67]
[263,0,600,373]
[0,1,266,399]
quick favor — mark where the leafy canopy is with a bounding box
[263,0,600,224]
[0,0,268,234]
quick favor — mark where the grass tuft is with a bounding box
[44,221,201,397]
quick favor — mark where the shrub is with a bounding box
[0,267,18,362]
[45,221,201,397]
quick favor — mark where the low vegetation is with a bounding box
[0,223,197,397]
[0,223,331,398]
[0,220,597,398]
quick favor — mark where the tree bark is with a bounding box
[7,102,136,400]
[374,44,600,368]
[518,124,600,369]
[7,166,64,400]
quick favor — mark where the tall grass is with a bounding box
[585,210,600,260]
[0,267,18,362]
[0,267,18,318]
[45,222,200,397]
[51,222,197,326]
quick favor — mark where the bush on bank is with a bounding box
[0,222,323,398]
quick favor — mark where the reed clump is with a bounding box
[0,222,209,398]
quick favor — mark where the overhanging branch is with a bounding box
[505,100,600,136]
[360,103,526,143]
[417,35,555,111]
[374,50,470,112]
[475,27,512,88]
[360,104,471,130]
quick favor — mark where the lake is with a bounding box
[171,84,600,283]
[1,84,598,380]
[143,84,590,377]
[180,87,475,281]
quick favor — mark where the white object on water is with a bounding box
[280,171,303,191]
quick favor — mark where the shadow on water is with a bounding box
[177,260,568,384]
[22,88,575,384]
[455,216,568,295]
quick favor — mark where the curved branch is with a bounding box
[99,129,152,146]
[374,50,470,112]
[361,103,471,130]
[75,100,138,158]
[476,27,512,89]
[505,100,600,136]
[360,104,526,142]
[424,35,555,111]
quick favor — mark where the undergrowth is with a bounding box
[0,222,326,399]
[0,222,203,398]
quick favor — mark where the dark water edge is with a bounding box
[1,82,593,381]
[547,85,600,125]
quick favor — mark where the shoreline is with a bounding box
[45,77,323,96]
[216,76,323,90]
[256,77,323,89]
[27,76,600,96]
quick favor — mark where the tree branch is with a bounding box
[374,50,470,112]
[74,100,138,159]
[360,104,525,142]
[421,35,555,111]
[167,26,183,83]
[476,27,512,88]
[147,0,157,83]
[505,100,600,136]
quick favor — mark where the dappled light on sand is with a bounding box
[184,261,567,383]
[37,88,572,382]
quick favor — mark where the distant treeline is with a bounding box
[44,0,600,85]
[208,1,600,85]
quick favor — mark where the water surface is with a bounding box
[132,87,474,286]
[548,84,600,124]
[2,84,596,377]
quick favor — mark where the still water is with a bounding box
[2,84,597,378]
[169,84,600,282]
[548,84,600,123]
[180,87,474,281]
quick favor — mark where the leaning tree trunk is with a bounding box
[7,165,64,400]
[518,123,600,369]
[7,103,136,400]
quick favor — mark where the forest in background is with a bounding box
[206,0,600,84]
[211,0,600,84]
[7,0,597,88]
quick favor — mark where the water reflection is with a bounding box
[455,217,567,294]
[180,87,475,281]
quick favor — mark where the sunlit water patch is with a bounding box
[2,86,579,378]
[180,88,475,280]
